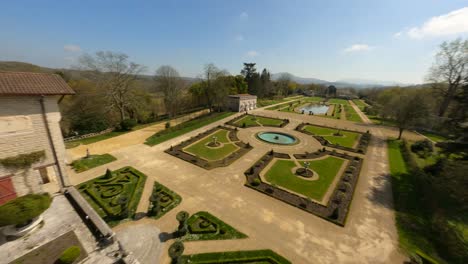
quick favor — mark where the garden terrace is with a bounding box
[296,123,371,154]
[181,249,291,264]
[77,167,146,226]
[183,211,247,241]
[244,150,363,226]
[147,181,181,219]
[227,114,288,128]
[343,104,363,122]
[165,126,252,170]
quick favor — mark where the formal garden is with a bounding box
[182,211,247,241]
[165,126,252,169]
[227,114,288,128]
[297,123,371,153]
[71,153,117,173]
[244,149,363,226]
[77,167,146,226]
[180,249,291,264]
[147,181,182,219]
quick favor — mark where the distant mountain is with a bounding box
[271,72,329,85]
[271,72,409,88]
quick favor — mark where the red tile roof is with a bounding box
[0,71,75,96]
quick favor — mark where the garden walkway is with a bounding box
[66,109,209,161]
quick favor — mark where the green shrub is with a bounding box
[0,150,45,168]
[411,140,433,154]
[58,246,81,264]
[165,121,171,129]
[0,193,51,226]
[251,178,261,186]
[120,119,137,131]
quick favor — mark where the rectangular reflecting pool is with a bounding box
[298,104,329,114]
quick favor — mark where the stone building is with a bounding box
[227,94,257,112]
[0,71,75,205]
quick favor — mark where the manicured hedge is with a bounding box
[147,181,182,219]
[183,211,247,241]
[0,193,51,226]
[180,249,291,264]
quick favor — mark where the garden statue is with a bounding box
[86,148,90,159]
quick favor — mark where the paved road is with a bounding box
[67,100,412,264]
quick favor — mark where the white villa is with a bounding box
[227,94,257,112]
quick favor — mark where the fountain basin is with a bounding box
[256,132,298,145]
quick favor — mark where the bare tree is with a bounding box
[79,51,146,122]
[202,63,228,112]
[427,39,468,117]
[154,65,184,118]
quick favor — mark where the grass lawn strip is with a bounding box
[145,112,235,146]
[71,154,117,173]
[183,211,247,241]
[343,104,363,122]
[327,98,349,105]
[77,166,146,226]
[303,125,360,148]
[419,131,448,142]
[352,99,367,110]
[181,249,291,264]
[184,129,239,161]
[147,181,181,219]
[264,156,345,201]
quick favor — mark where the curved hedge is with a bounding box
[0,193,51,226]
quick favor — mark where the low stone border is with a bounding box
[225,113,289,128]
[295,123,371,154]
[244,149,363,226]
[165,126,252,170]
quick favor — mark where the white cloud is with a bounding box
[343,44,373,53]
[393,31,403,38]
[235,34,244,41]
[246,50,259,57]
[240,11,248,20]
[64,44,81,52]
[406,7,468,39]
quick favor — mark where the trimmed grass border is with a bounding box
[227,114,288,128]
[180,249,291,264]
[145,112,235,146]
[71,154,117,173]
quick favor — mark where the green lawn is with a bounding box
[387,140,408,174]
[71,154,117,173]
[368,115,398,126]
[234,115,284,127]
[420,132,448,142]
[145,112,235,146]
[265,157,345,201]
[181,249,291,264]
[352,99,367,110]
[184,129,238,161]
[327,98,350,105]
[303,125,360,148]
[343,104,363,122]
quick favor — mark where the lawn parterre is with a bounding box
[184,129,239,161]
[245,150,363,226]
[71,154,117,173]
[180,249,291,264]
[183,211,247,241]
[147,181,181,219]
[264,157,345,201]
[166,126,252,170]
[228,114,288,128]
[77,167,146,226]
[327,98,350,105]
[343,104,363,122]
[297,123,371,154]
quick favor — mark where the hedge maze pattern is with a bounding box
[147,181,181,219]
[182,211,247,241]
[78,167,146,225]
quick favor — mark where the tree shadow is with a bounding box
[366,173,395,210]
[158,231,179,242]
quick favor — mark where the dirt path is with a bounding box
[66,109,209,160]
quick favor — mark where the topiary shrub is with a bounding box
[58,246,81,264]
[120,119,137,131]
[251,178,261,186]
[165,121,171,129]
[0,193,52,227]
[168,241,184,264]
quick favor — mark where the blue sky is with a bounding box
[1,0,467,83]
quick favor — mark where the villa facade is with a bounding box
[0,71,75,205]
[227,94,257,112]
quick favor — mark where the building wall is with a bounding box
[227,97,257,112]
[0,96,69,201]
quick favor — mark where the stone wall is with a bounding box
[0,96,70,199]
